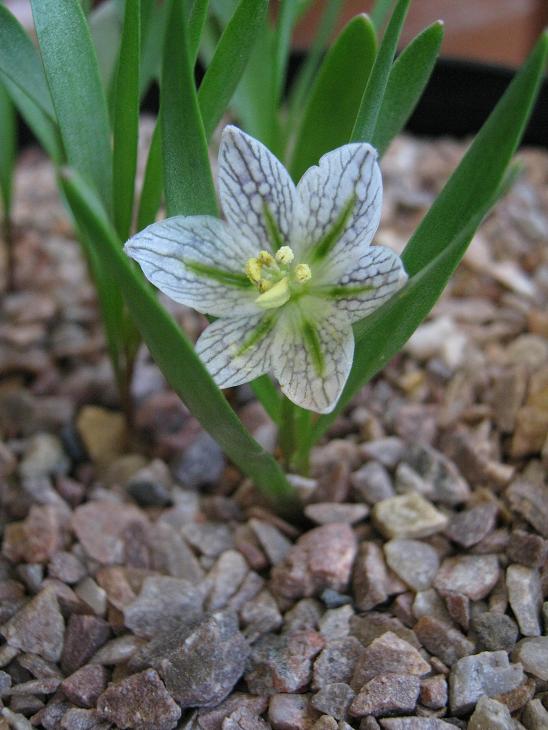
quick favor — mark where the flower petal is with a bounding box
[125,215,260,317]
[272,301,354,414]
[295,143,382,266]
[218,125,299,252]
[320,245,408,323]
[196,313,275,389]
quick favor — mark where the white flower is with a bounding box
[125,125,407,413]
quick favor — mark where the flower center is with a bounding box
[245,246,312,310]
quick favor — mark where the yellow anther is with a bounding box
[257,250,274,267]
[275,246,294,265]
[245,257,262,284]
[258,279,273,293]
[294,263,312,283]
[255,276,290,310]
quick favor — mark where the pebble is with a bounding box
[449,650,524,715]
[468,696,514,730]
[246,629,324,695]
[378,721,455,729]
[512,637,548,680]
[90,634,144,666]
[76,405,127,467]
[312,683,355,720]
[149,521,204,583]
[349,673,420,718]
[268,693,320,729]
[373,494,448,539]
[97,668,181,730]
[350,612,419,649]
[522,699,548,730]
[305,503,369,526]
[318,606,353,640]
[60,614,111,674]
[402,444,470,505]
[18,433,69,479]
[2,504,63,565]
[48,551,87,584]
[2,587,64,662]
[60,708,111,729]
[414,616,474,666]
[507,530,547,568]
[284,599,322,633]
[241,589,283,641]
[171,431,225,487]
[444,503,498,547]
[249,519,292,566]
[72,501,149,564]
[182,522,235,558]
[271,524,357,600]
[505,481,548,538]
[74,576,107,616]
[350,462,395,504]
[352,542,389,610]
[5,677,61,695]
[206,551,248,611]
[359,438,405,468]
[143,610,249,708]
[433,555,500,601]
[351,632,430,689]
[196,692,269,730]
[506,564,542,636]
[419,676,447,710]
[383,539,439,591]
[61,664,109,707]
[313,637,363,689]
[125,458,173,507]
[472,611,519,652]
[223,706,270,729]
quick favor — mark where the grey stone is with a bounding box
[2,587,64,662]
[246,629,324,695]
[90,634,145,666]
[352,542,389,611]
[507,530,547,568]
[379,721,455,729]
[19,433,69,479]
[373,494,448,539]
[283,598,322,633]
[468,696,514,730]
[206,550,248,611]
[268,693,320,729]
[241,589,283,641]
[318,605,353,640]
[445,503,498,547]
[72,501,148,564]
[350,462,395,504]
[413,589,451,623]
[395,462,434,499]
[434,555,500,601]
[182,521,235,558]
[419,675,447,710]
[506,481,548,538]
[384,539,439,591]
[61,664,109,708]
[48,551,87,584]
[512,637,548,679]
[143,611,249,708]
[124,575,204,638]
[449,650,524,715]
[222,707,270,730]
[305,503,369,526]
[61,614,111,674]
[74,576,107,616]
[149,521,204,582]
[312,683,355,720]
[313,637,362,689]
[360,438,405,468]
[403,443,470,505]
[171,431,225,487]
[506,565,542,636]
[249,519,292,566]
[414,616,474,666]
[351,632,430,690]
[350,612,420,649]
[472,611,519,652]
[349,673,420,718]
[196,693,268,730]
[522,699,548,730]
[97,668,181,730]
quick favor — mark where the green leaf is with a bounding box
[402,31,548,277]
[311,32,548,444]
[351,0,410,143]
[61,168,298,513]
[31,0,113,210]
[250,376,282,424]
[137,118,163,230]
[198,0,269,141]
[0,5,56,121]
[373,21,444,156]
[139,0,170,98]
[370,0,394,33]
[273,0,301,104]
[162,0,217,217]
[289,14,376,181]
[0,82,16,220]
[112,0,141,240]
[188,0,210,63]
[89,0,124,91]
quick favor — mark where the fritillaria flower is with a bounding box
[125,125,407,413]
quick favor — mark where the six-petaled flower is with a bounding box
[125,125,407,413]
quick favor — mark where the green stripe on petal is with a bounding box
[312,194,356,261]
[313,283,375,298]
[263,201,284,251]
[184,260,252,288]
[302,320,325,377]
[237,314,276,356]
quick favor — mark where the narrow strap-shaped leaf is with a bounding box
[189,0,210,63]
[137,118,163,231]
[250,375,282,425]
[0,83,16,221]
[1,77,63,164]
[31,0,113,210]
[351,0,410,143]
[139,0,170,99]
[273,0,300,104]
[369,0,395,33]
[61,169,298,513]
[289,14,376,182]
[162,0,217,217]
[112,0,141,240]
[198,0,269,141]
[286,0,343,134]
[0,5,56,121]
[89,0,124,91]
[373,21,444,156]
[402,31,548,276]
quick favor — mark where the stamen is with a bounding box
[258,250,275,266]
[294,263,312,283]
[245,258,262,284]
[255,277,290,310]
[275,246,294,265]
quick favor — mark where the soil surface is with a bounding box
[0,131,547,730]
